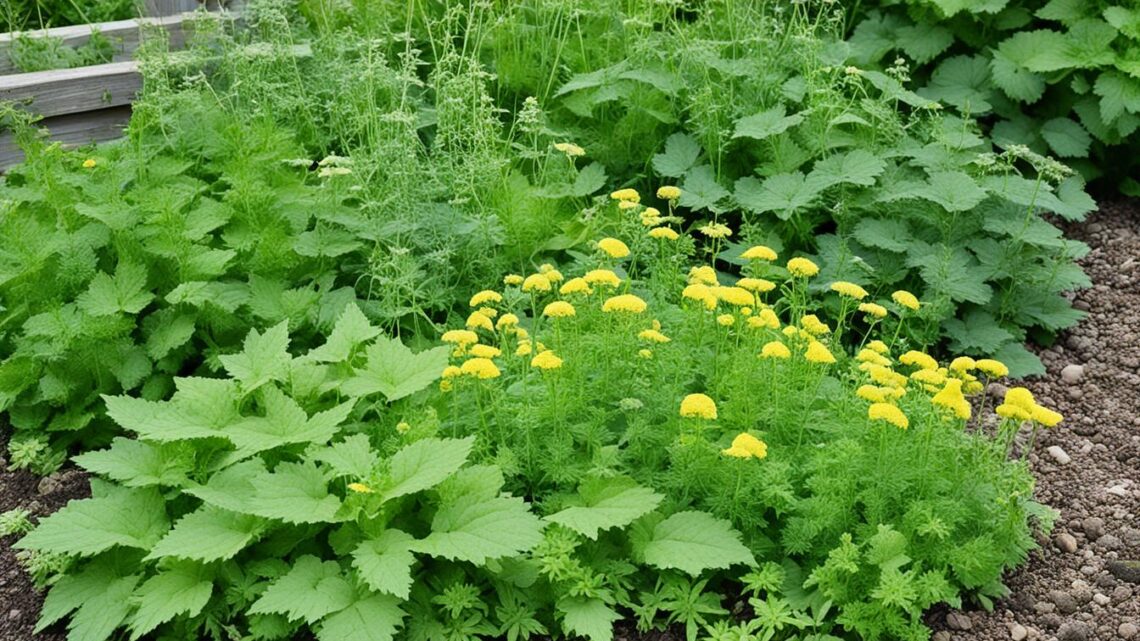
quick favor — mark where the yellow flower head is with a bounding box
[347,482,373,494]
[688,266,719,286]
[786,257,820,278]
[638,348,653,359]
[618,200,640,210]
[867,340,890,355]
[530,351,563,370]
[396,421,411,434]
[975,359,1009,378]
[804,340,836,364]
[741,307,752,316]
[598,238,630,259]
[866,364,908,388]
[760,341,791,359]
[543,301,577,318]
[522,273,552,293]
[638,328,671,343]
[932,379,971,420]
[681,283,718,310]
[469,290,503,307]
[648,227,679,240]
[868,403,909,429]
[949,356,977,373]
[911,368,946,386]
[610,188,641,203]
[442,365,463,379]
[750,308,781,330]
[442,329,479,346]
[741,245,778,261]
[830,281,869,300]
[466,311,494,332]
[543,269,565,284]
[559,278,592,296]
[469,344,502,359]
[858,303,888,319]
[602,294,648,314]
[440,379,453,392]
[1031,404,1063,427]
[715,286,755,307]
[698,222,733,239]
[496,313,520,329]
[477,307,499,320]
[717,314,735,327]
[996,403,1032,421]
[800,314,831,336]
[553,142,586,157]
[722,433,768,459]
[514,327,530,340]
[460,357,501,379]
[856,385,888,403]
[640,207,663,226]
[504,274,524,286]
[515,340,533,356]
[899,350,938,371]
[82,158,97,169]
[584,269,621,288]
[1003,387,1036,411]
[736,278,776,293]
[856,348,892,367]
[680,393,718,420]
[657,185,681,200]
[892,290,920,311]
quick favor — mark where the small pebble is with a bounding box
[1047,445,1071,464]
[1106,484,1128,497]
[933,631,951,641]
[1093,593,1110,606]
[1057,621,1089,641]
[1120,623,1139,639]
[945,611,972,631]
[1055,532,1079,553]
[1061,363,1084,383]
[1049,590,1078,614]
[1009,623,1028,641]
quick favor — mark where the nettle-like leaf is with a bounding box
[652,132,702,177]
[317,593,406,641]
[146,506,265,562]
[76,261,154,316]
[225,386,354,457]
[127,562,214,640]
[679,165,730,212]
[340,336,450,402]
[382,436,474,502]
[249,555,355,624]
[641,511,756,576]
[351,529,417,599]
[103,377,242,442]
[545,478,664,540]
[557,596,620,641]
[409,493,544,564]
[248,461,343,524]
[1040,117,1092,157]
[734,172,824,220]
[311,434,377,479]
[219,321,292,394]
[16,487,169,556]
[731,105,804,141]
[307,303,380,363]
[73,437,192,487]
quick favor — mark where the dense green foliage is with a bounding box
[1,0,136,31]
[846,0,1140,193]
[5,30,114,72]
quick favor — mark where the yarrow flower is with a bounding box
[539,264,564,283]
[657,185,681,200]
[717,314,735,327]
[648,227,679,240]
[760,341,791,359]
[868,403,909,429]
[530,351,563,370]
[469,344,502,359]
[602,294,648,314]
[610,188,641,203]
[583,269,621,287]
[949,356,977,373]
[504,274,524,286]
[800,314,830,336]
[460,357,501,379]
[553,142,585,157]
[856,348,892,367]
[786,257,819,278]
[638,349,653,359]
[441,365,463,379]
[496,313,520,329]
[698,222,733,239]
[858,302,888,319]
[442,329,479,346]
[805,341,836,364]
[830,281,868,300]
[688,266,719,285]
[892,290,920,311]
[640,207,663,226]
[466,311,494,332]
[638,328,670,343]
[975,359,1009,378]
[714,286,754,307]
[722,433,768,459]
[543,301,576,318]
[866,340,890,355]
[522,274,552,293]
[749,308,781,330]
[856,385,888,403]
[347,482,373,494]
[515,340,532,356]
[681,283,717,310]
[469,290,502,307]
[931,379,971,420]
[82,158,97,169]
[598,237,630,258]
[680,393,717,420]
[560,277,592,295]
[736,278,776,293]
[899,350,938,371]
[865,364,908,389]
[741,245,778,261]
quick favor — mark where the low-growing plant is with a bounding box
[6,30,115,72]
[846,0,1140,193]
[1,0,136,32]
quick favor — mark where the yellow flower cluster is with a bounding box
[602,294,648,314]
[722,433,768,459]
[996,387,1063,426]
[680,393,718,420]
[598,238,630,259]
[786,257,819,278]
[830,281,868,300]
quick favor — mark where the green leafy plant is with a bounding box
[5,30,115,72]
[846,0,1140,193]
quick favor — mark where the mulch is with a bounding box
[1,202,1138,641]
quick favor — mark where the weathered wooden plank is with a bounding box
[0,105,131,170]
[145,0,201,18]
[0,60,141,118]
[0,15,190,75]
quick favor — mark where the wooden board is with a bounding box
[0,105,131,169]
[0,60,141,118]
[0,15,188,75]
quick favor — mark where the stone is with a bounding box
[932,631,951,641]
[1047,446,1071,464]
[1055,532,1079,553]
[1049,590,1078,614]
[1061,364,1085,383]
[1069,580,1092,604]
[1093,593,1110,606]
[1081,517,1105,540]
[1107,485,1129,497]
[8,609,20,621]
[1123,527,1140,547]
[945,611,972,631]
[1107,559,1140,584]
[1120,623,1139,639]
[1010,623,1028,640]
[1098,534,1122,550]
[1056,621,1089,641]
[1035,601,1056,614]
[1113,585,1134,601]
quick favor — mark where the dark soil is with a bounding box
[0,202,1137,641]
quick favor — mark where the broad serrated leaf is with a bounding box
[73,438,192,487]
[896,22,954,64]
[642,511,755,576]
[734,172,823,220]
[352,529,416,599]
[1040,118,1092,157]
[545,480,663,540]
[852,218,912,253]
[249,461,342,524]
[103,378,242,442]
[341,337,450,402]
[76,261,153,316]
[144,311,196,360]
[249,556,355,624]
[1094,70,1140,123]
[990,48,1046,104]
[310,434,377,479]
[226,386,353,457]
[317,594,406,641]
[731,105,803,141]
[569,163,607,197]
[409,495,543,564]
[915,171,987,212]
[37,558,126,632]
[943,310,1015,353]
[557,597,619,641]
[999,30,1075,72]
[219,321,292,394]
[146,506,264,562]
[809,150,885,188]
[909,248,993,304]
[382,436,474,502]
[308,303,379,363]
[68,575,139,641]
[679,165,730,212]
[652,133,701,177]
[993,342,1046,377]
[918,55,994,114]
[293,227,363,258]
[127,563,213,639]
[16,488,169,556]
[183,459,265,513]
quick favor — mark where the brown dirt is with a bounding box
[0,202,1137,641]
